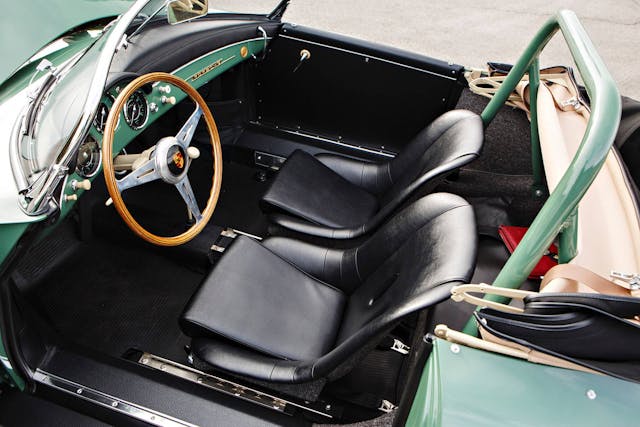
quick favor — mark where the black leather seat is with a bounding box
[180,193,477,384]
[260,109,483,239]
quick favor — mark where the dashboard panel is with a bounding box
[69,37,267,186]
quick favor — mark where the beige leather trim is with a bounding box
[537,83,640,277]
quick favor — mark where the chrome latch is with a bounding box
[391,339,410,355]
[378,399,397,413]
[610,271,640,290]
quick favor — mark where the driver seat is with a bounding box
[260,109,483,239]
[180,193,477,384]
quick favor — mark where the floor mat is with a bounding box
[34,239,204,363]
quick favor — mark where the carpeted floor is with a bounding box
[34,237,203,363]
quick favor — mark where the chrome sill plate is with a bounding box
[138,352,332,419]
[34,369,198,427]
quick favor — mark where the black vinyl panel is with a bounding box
[255,24,465,153]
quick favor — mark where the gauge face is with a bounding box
[76,138,101,178]
[124,90,148,130]
[93,103,109,133]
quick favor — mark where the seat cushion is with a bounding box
[261,150,379,228]
[180,236,346,361]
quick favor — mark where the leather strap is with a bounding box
[540,264,631,296]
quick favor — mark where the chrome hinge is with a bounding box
[391,339,410,355]
[610,271,640,290]
[378,399,397,413]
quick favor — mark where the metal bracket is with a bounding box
[378,399,397,413]
[221,229,238,238]
[210,245,225,253]
[391,339,410,355]
[610,271,640,290]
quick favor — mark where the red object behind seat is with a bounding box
[498,225,558,279]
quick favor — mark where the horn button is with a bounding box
[155,136,190,184]
[167,145,187,175]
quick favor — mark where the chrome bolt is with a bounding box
[76,388,83,394]
[586,389,597,400]
[197,377,203,384]
[450,344,461,354]
[325,404,332,411]
[141,358,148,364]
[112,401,118,407]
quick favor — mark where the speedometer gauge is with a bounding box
[124,90,149,130]
[75,137,101,178]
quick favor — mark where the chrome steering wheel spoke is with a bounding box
[116,157,160,192]
[175,177,202,222]
[176,106,203,149]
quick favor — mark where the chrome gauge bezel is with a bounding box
[75,136,102,178]
[123,90,149,131]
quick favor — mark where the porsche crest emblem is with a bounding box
[173,151,185,169]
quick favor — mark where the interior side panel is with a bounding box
[254,24,465,154]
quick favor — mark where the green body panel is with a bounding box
[0,30,101,105]
[408,338,640,426]
[0,223,29,389]
[464,10,621,334]
[0,0,133,86]
[0,223,29,273]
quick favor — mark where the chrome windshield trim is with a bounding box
[16,0,152,217]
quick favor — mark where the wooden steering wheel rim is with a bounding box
[102,72,223,246]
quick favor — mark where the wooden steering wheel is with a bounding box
[102,72,223,246]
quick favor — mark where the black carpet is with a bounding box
[210,160,271,237]
[34,238,203,363]
[456,89,533,175]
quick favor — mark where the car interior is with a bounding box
[8,9,637,426]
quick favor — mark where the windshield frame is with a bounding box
[11,0,155,217]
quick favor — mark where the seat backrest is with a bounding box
[335,193,477,345]
[378,109,483,208]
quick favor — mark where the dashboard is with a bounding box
[71,37,264,185]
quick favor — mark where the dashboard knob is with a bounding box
[161,95,176,105]
[64,194,78,202]
[158,85,171,94]
[71,179,92,191]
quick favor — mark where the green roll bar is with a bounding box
[463,10,621,335]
